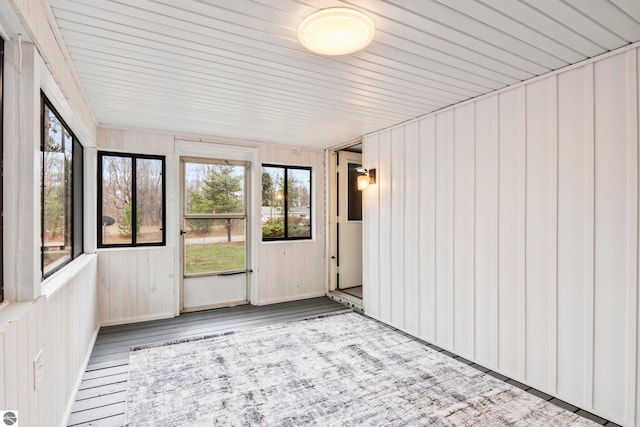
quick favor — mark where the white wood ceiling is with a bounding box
[48,0,640,148]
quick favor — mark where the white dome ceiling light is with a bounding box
[298,7,375,56]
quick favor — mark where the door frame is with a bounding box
[174,140,260,312]
[328,143,364,293]
[179,157,251,312]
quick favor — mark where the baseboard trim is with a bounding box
[99,312,176,327]
[257,292,327,306]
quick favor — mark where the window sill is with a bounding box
[96,245,170,252]
[41,254,97,298]
[261,239,316,244]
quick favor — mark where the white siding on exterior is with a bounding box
[363,44,640,426]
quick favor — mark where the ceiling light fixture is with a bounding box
[298,7,375,56]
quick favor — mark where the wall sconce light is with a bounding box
[357,168,376,190]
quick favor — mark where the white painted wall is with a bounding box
[0,2,100,426]
[96,129,326,324]
[258,144,326,304]
[363,44,640,426]
[0,256,97,427]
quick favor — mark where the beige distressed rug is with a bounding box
[124,312,596,426]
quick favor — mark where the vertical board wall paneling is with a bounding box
[98,248,175,325]
[46,258,98,426]
[435,110,455,349]
[36,300,46,427]
[0,257,97,426]
[403,122,420,336]
[123,252,138,320]
[378,131,392,324]
[257,145,326,304]
[497,87,527,379]
[592,51,635,420]
[16,311,30,425]
[148,249,163,315]
[390,127,406,328]
[418,117,437,342]
[453,103,476,359]
[3,322,18,414]
[136,250,151,317]
[97,251,110,321]
[363,134,380,317]
[524,77,558,391]
[362,45,640,425]
[26,307,37,427]
[0,332,4,408]
[162,249,176,315]
[109,251,125,321]
[474,96,500,370]
[556,64,593,407]
[636,46,640,427]
[625,48,639,427]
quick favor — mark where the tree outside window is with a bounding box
[262,165,312,240]
[41,96,83,278]
[98,152,165,247]
[183,162,246,275]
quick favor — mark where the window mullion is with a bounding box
[98,151,165,248]
[131,155,137,245]
[283,168,288,239]
[184,214,245,220]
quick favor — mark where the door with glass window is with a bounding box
[181,159,249,312]
[337,151,363,289]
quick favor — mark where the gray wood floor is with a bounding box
[67,297,348,426]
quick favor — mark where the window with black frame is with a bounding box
[41,95,83,278]
[97,152,165,247]
[261,165,312,241]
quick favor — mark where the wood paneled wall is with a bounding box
[0,256,97,427]
[1,6,100,424]
[96,129,326,324]
[257,144,326,304]
[363,46,640,426]
[97,248,175,325]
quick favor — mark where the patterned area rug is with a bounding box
[125,312,595,426]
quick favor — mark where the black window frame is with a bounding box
[97,151,166,248]
[40,93,84,279]
[262,164,312,242]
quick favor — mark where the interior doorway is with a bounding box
[329,145,364,308]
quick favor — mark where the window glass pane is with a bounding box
[185,163,244,215]
[136,158,163,244]
[184,218,245,274]
[63,130,73,251]
[101,155,133,245]
[261,166,285,239]
[73,139,83,257]
[42,106,71,275]
[287,168,311,238]
[347,163,363,221]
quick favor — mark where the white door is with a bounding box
[181,159,249,312]
[337,151,363,289]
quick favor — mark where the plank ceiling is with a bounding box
[48,0,640,148]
